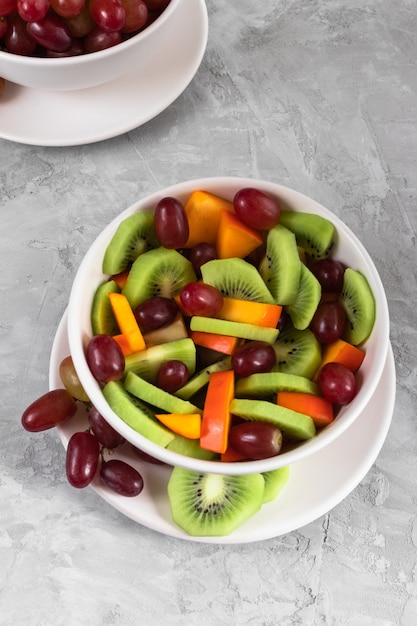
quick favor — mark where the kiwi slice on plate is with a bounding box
[286,264,321,330]
[167,467,265,536]
[102,210,159,275]
[124,338,196,383]
[91,279,120,336]
[272,325,322,379]
[102,381,174,447]
[259,224,302,305]
[230,398,316,440]
[124,371,202,416]
[262,466,290,504]
[279,210,335,259]
[122,247,196,310]
[339,268,376,345]
[201,257,275,304]
[235,372,319,398]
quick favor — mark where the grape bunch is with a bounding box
[0,0,170,57]
[21,355,146,497]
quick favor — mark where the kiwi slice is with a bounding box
[235,372,319,398]
[102,381,174,447]
[259,224,302,305]
[122,247,196,310]
[201,258,275,304]
[339,268,376,345]
[272,326,322,378]
[91,279,120,336]
[166,436,218,461]
[102,210,159,275]
[286,264,321,330]
[124,371,202,415]
[142,313,189,347]
[124,338,196,383]
[167,467,265,536]
[175,356,232,400]
[190,317,279,344]
[262,467,290,504]
[230,399,316,440]
[279,210,335,259]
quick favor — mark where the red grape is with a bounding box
[179,282,223,317]
[3,12,37,54]
[121,0,147,33]
[88,405,125,448]
[21,389,77,432]
[0,0,17,16]
[310,301,346,344]
[26,13,72,51]
[154,196,189,249]
[311,259,345,293]
[89,0,125,32]
[17,0,50,22]
[66,431,100,488]
[86,334,125,383]
[100,459,144,496]
[65,4,94,37]
[0,15,8,37]
[318,362,357,404]
[51,0,85,18]
[231,341,276,377]
[84,25,121,51]
[134,296,177,330]
[156,359,189,393]
[46,38,84,55]
[189,242,217,275]
[59,355,90,402]
[229,421,283,459]
[233,188,281,230]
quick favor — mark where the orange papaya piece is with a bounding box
[217,297,282,328]
[200,369,235,454]
[216,210,263,259]
[184,190,234,248]
[314,338,365,381]
[190,330,242,355]
[108,292,146,353]
[110,270,130,289]
[155,413,202,439]
[276,391,334,428]
[221,444,248,462]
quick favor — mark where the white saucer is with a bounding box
[0,0,208,147]
[49,310,396,544]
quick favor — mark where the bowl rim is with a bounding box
[67,176,390,475]
[0,0,181,67]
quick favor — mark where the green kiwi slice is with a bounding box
[262,467,290,504]
[102,381,174,447]
[235,372,319,398]
[124,338,196,383]
[286,264,321,330]
[124,371,202,415]
[230,399,316,440]
[102,210,159,275]
[166,437,218,461]
[175,357,232,400]
[272,326,322,379]
[122,247,196,310]
[279,210,335,259]
[339,268,376,345]
[200,258,275,304]
[259,224,302,305]
[91,279,120,336]
[167,467,265,536]
[190,317,279,344]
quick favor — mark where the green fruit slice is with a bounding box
[235,372,319,398]
[124,371,202,415]
[272,326,322,379]
[262,467,290,503]
[124,338,196,383]
[286,264,321,330]
[190,317,279,344]
[259,224,302,305]
[102,210,159,275]
[201,257,275,304]
[122,247,196,310]
[230,399,316,440]
[102,381,174,447]
[175,357,232,400]
[279,210,335,259]
[167,467,265,536]
[340,268,376,345]
[90,279,120,336]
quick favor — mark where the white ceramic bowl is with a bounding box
[0,0,181,91]
[67,177,390,475]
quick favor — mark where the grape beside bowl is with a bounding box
[67,177,390,476]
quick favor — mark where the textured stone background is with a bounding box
[1,1,416,624]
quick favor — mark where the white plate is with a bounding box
[49,311,396,544]
[0,0,208,147]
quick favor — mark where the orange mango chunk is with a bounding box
[314,338,365,381]
[200,369,235,454]
[218,297,282,328]
[108,292,146,353]
[221,445,248,463]
[190,330,242,355]
[216,210,263,259]
[155,413,202,439]
[184,190,234,248]
[277,391,334,428]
